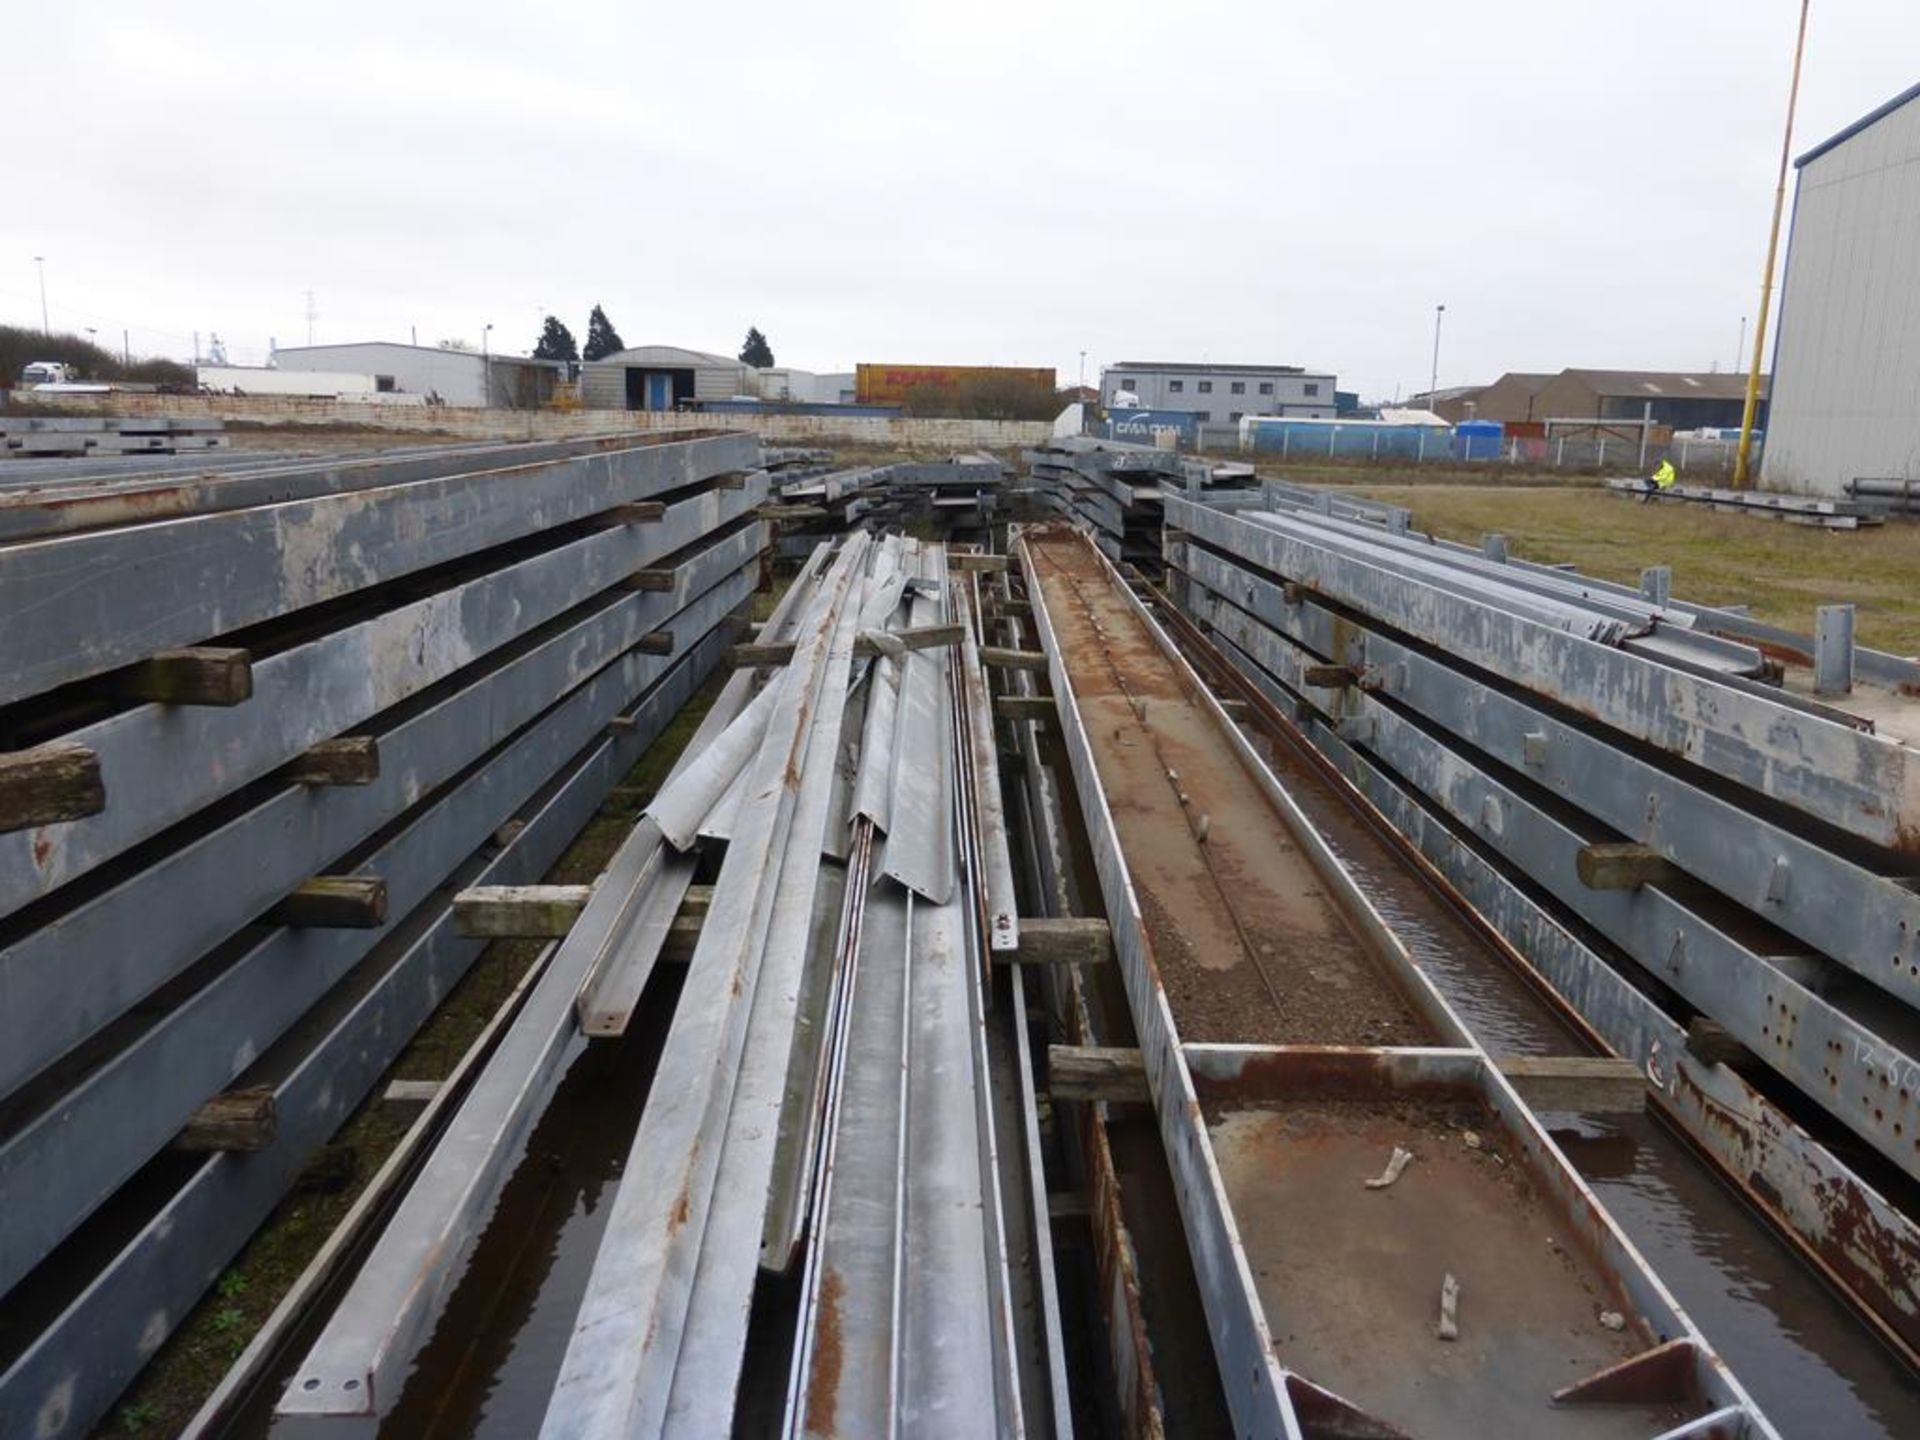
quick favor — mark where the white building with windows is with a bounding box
[1100,361,1336,423]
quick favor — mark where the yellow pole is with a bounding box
[1733,0,1811,489]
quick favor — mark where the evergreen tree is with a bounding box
[583,305,625,362]
[532,315,579,363]
[739,326,774,368]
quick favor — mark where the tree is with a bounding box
[739,326,774,368]
[532,315,579,363]
[583,305,625,362]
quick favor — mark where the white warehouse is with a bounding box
[1763,82,1920,497]
[1100,361,1337,422]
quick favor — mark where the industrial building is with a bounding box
[272,342,561,408]
[1100,361,1337,422]
[581,345,851,411]
[1461,368,1765,432]
[1763,82,1920,497]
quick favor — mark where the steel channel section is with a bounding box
[0,595,748,1302]
[1171,540,1920,1006]
[541,535,871,1440]
[1014,533,1295,1439]
[0,485,766,921]
[0,549,761,1107]
[1182,571,1920,1183]
[1022,532,1772,1437]
[0,633,728,1440]
[1294,706,1920,1361]
[0,435,680,541]
[1182,1043,1770,1428]
[1201,602,1920,1361]
[1164,496,1920,854]
[0,434,758,706]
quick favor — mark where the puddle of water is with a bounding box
[1551,1113,1920,1440]
[365,967,684,1440]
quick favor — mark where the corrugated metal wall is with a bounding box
[1764,93,1920,496]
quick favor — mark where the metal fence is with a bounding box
[1186,419,1760,474]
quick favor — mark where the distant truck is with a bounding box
[18,361,79,388]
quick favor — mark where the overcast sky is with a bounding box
[6,2,1916,399]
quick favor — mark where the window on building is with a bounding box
[1195,410,1212,421]
[1114,377,1133,391]
[1230,381,1245,395]
[1229,411,1243,422]
[375,375,397,393]
[1168,379,1184,393]
[1258,381,1274,395]
[1197,380,1213,393]
[1304,382,1320,396]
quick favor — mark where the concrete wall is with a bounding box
[1764,92,1920,496]
[18,391,1054,449]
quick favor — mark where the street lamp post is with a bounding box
[33,256,48,335]
[482,323,495,407]
[1429,304,1446,411]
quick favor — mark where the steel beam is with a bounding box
[0,614,742,1299]
[0,507,763,921]
[1172,541,1920,1002]
[0,561,757,1108]
[0,633,720,1440]
[0,434,758,705]
[1165,496,1920,853]
[1181,575,1920,1185]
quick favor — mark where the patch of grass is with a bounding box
[1353,483,1920,656]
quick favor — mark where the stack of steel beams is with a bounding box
[770,453,1008,559]
[0,433,769,1439]
[1025,436,1254,569]
[1163,491,1920,1366]
[1,414,229,458]
[273,535,1047,1437]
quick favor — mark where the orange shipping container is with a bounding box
[855,363,1056,406]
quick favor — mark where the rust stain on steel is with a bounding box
[1085,1102,1167,1440]
[804,1267,845,1435]
[1667,1063,1920,1362]
[1188,1047,1469,1106]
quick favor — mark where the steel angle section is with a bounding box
[575,556,827,1039]
[0,501,764,922]
[649,681,780,849]
[11,646,711,1440]
[881,543,957,904]
[0,434,759,706]
[0,562,758,1106]
[1169,497,1920,855]
[575,849,699,1038]
[1175,546,1920,1004]
[662,546,877,1436]
[955,575,1018,951]
[1012,533,1292,1439]
[541,532,871,1440]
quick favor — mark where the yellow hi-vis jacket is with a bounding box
[1653,460,1677,490]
